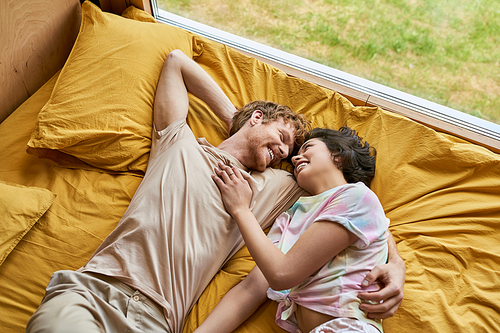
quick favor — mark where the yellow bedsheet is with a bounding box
[1,4,499,333]
[185,36,500,333]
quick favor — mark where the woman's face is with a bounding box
[291,138,343,194]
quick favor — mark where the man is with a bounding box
[27,50,404,333]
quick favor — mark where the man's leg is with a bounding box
[26,290,105,333]
[26,271,171,333]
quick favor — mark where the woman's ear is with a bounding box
[249,110,264,126]
[333,155,343,170]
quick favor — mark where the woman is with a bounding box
[201,127,390,333]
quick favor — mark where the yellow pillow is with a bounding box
[27,1,202,173]
[0,181,55,266]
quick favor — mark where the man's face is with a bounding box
[244,117,296,172]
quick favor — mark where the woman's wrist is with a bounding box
[231,207,253,223]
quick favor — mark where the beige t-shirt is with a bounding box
[80,119,304,333]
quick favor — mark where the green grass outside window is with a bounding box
[158,0,500,124]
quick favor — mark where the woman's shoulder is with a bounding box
[336,182,373,199]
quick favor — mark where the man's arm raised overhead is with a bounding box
[154,50,236,131]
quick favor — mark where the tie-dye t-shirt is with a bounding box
[266,182,389,333]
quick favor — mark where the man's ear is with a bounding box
[249,110,264,126]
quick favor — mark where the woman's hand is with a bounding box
[212,162,253,218]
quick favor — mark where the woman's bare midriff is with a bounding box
[295,305,336,333]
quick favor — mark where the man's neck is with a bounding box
[217,135,242,159]
[216,134,252,170]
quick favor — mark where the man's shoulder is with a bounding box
[152,118,196,147]
[254,167,293,181]
[251,167,303,195]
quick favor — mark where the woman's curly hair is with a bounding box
[304,127,377,187]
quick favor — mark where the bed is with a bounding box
[1,1,499,332]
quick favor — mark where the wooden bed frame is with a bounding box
[0,0,150,124]
[0,0,81,123]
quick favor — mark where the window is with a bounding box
[151,0,500,152]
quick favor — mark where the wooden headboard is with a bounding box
[0,0,81,123]
[0,0,151,124]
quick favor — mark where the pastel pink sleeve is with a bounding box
[266,212,290,246]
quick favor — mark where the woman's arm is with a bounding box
[357,232,406,319]
[194,266,269,333]
[212,163,358,291]
[213,163,405,318]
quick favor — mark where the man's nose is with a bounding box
[279,144,289,159]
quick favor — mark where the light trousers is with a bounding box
[26,270,171,333]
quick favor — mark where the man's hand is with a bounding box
[357,257,406,319]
